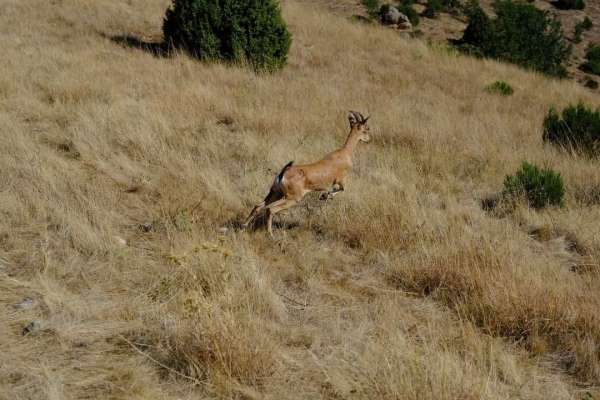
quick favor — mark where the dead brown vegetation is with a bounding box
[1,0,600,399]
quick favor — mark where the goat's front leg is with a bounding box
[319,183,344,201]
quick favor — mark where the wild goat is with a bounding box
[242,111,372,237]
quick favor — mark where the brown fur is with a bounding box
[243,111,371,237]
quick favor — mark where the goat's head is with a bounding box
[348,111,371,143]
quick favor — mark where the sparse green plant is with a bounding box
[485,80,514,95]
[163,0,292,72]
[582,44,600,75]
[581,16,592,29]
[459,0,571,77]
[503,162,565,209]
[555,0,585,10]
[363,0,381,18]
[574,17,592,43]
[543,103,600,156]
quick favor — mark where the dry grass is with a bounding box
[1,0,600,398]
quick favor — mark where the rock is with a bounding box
[13,297,36,310]
[381,5,402,25]
[139,222,153,232]
[397,20,413,30]
[22,320,43,335]
[217,226,229,234]
[381,6,411,29]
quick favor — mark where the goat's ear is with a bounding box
[348,111,359,127]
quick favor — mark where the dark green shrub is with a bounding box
[574,17,592,43]
[423,0,443,18]
[460,1,494,53]
[503,162,565,209]
[581,16,593,30]
[397,3,420,26]
[582,44,600,75]
[163,0,292,71]
[555,0,585,10]
[459,0,571,77]
[485,80,514,95]
[363,0,381,17]
[543,103,600,156]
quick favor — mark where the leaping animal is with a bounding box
[242,111,372,237]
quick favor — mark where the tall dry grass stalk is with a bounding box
[1,0,599,398]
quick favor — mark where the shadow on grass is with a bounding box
[104,33,170,58]
[221,214,300,235]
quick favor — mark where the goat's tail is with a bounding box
[275,161,294,185]
[263,161,293,203]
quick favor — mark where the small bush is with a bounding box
[574,17,592,43]
[581,16,593,30]
[163,0,292,72]
[485,80,514,95]
[555,0,585,10]
[397,3,420,26]
[503,162,565,209]
[543,103,600,156]
[582,44,600,75]
[363,0,381,17]
[423,0,443,18]
[459,0,571,77]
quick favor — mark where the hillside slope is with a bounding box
[1,0,600,399]
[328,0,600,86]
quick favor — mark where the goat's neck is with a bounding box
[341,128,361,157]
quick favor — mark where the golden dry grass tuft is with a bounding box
[1,0,600,398]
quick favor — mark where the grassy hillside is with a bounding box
[1,0,600,398]
[335,0,600,86]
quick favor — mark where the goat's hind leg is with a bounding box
[242,187,283,229]
[265,198,298,238]
[242,201,266,229]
